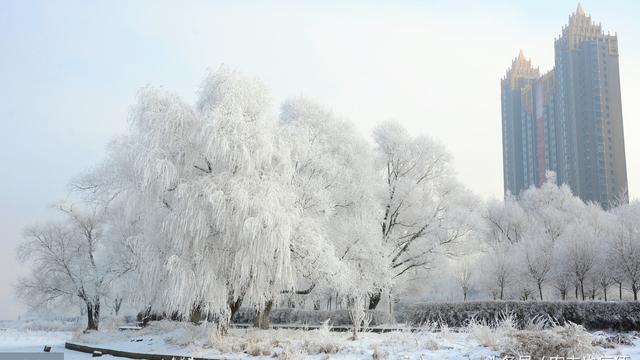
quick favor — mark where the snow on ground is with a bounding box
[70,322,499,359]
[1,320,640,359]
[0,328,116,360]
[0,319,122,360]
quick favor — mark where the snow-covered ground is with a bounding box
[1,320,639,359]
[70,322,499,359]
[0,328,110,360]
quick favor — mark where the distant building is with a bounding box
[501,4,628,208]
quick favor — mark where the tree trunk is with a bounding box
[580,280,585,300]
[537,282,543,301]
[603,286,607,301]
[114,297,123,316]
[138,306,153,327]
[368,291,382,310]
[499,284,504,300]
[190,302,204,324]
[229,297,243,324]
[86,299,100,331]
[633,284,638,301]
[619,282,623,300]
[575,285,579,300]
[254,300,273,329]
[217,297,244,335]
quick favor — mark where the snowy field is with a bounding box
[2,320,640,359]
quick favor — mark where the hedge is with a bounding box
[138,301,640,331]
[232,308,393,326]
[403,301,640,331]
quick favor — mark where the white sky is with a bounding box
[0,0,638,319]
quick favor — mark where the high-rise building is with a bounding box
[501,4,628,208]
[501,50,540,195]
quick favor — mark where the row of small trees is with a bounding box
[479,179,640,302]
[17,68,640,332]
[17,68,477,331]
[429,178,640,304]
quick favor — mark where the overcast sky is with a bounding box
[0,0,638,320]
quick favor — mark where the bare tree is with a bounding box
[563,224,597,300]
[484,248,514,300]
[519,230,554,300]
[455,258,474,301]
[552,268,573,300]
[16,206,131,330]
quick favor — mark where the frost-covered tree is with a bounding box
[480,174,596,301]
[347,295,370,340]
[372,121,478,308]
[137,69,299,327]
[73,68,303,331]
[610,201,640,300]
[482,246,515,300]
[280,98,386,310]
[519,172,584,244]
[518,229,554,300]
[17,205,132,330]
[483,196,527,246]
[454,257,475,301]
[514,174,584,300]
[561,223,598,300]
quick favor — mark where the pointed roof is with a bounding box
[576,3,585,16]
[504,49,539,88]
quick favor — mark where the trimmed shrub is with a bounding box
[405,301,640,331]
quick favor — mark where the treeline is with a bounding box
[16,68,640,334]
[439,178,639,304]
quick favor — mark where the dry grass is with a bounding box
[465,313,601,359]
[500,322,600,359]
[276,347,302,359]
[372,346,389,359]
[466,312,517,348]
[71,318,619,358]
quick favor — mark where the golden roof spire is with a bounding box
[518,49,526,62]
[576,3,585,16]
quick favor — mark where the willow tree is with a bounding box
[279,98,386,319]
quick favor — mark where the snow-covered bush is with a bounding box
[372,346,389,359]
[465,312,601,358]
[276,348,302,360]
[244,339,274,356]
[300,336,343,354]
[499,323,600,359]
